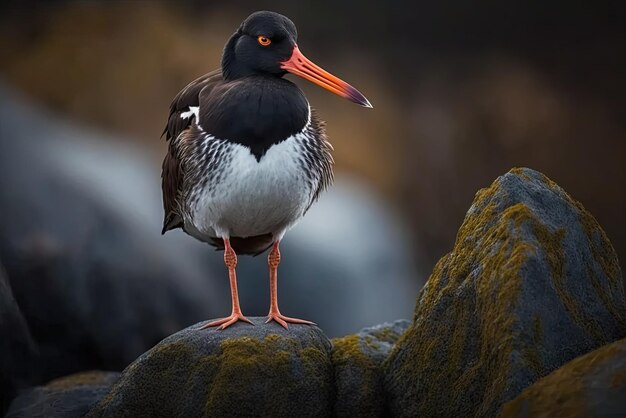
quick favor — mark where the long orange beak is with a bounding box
[281,45,372,108]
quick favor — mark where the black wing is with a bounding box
[163,69,222,141]
[161,70,223,234]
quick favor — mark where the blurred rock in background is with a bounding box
[0,261,36,413]
[0,85,222,385]
[5,371,120,418]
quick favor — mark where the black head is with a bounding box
[221,11,372,107]
[222,11,297,79]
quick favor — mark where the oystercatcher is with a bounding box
[161,11,371,329]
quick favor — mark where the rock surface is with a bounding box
[385,167,625,417]
[87,318,334,418]
[5,371,119,418]
[332,319,410,417]
[500,337,626,418]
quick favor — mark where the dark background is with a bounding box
[1,1,625,335]
[2,0,624,268]
[1,1,625,412]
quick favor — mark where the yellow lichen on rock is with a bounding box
[384,168,626,418]
[534,170,625,333]
[520,315,544,377]
[46,371,117,391]
[333,320,409,417]
[387,179,543,416]
[332,335,373,367]
[204,336,327,416]
[501,338,626,418]
[87,318,334,418]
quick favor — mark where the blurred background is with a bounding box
[1,0,625,408]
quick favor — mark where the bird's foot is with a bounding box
[265,312,315,330]
[200,313,254,330]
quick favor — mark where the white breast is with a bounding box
[186,133,315,241]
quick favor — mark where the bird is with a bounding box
[161,11,371,330]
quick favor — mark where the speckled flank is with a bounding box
[172,110,333,244]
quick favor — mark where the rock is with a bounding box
[5,371,119,418]
[384,168,625,417]
[332,319,410,417]
[87,318,333,417]
[0,261,36,415]
[500,337,626,418]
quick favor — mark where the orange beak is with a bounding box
[281,45,372,108]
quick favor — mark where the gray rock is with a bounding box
[0,262,36,415]
[5,371,119,418]
[385,168,626,418]
[500,337,626,418]
[332,319,410,417]
[87,318,333,418]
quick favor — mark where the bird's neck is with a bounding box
[221,33,256,80]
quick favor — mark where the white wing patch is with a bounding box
[180,106,199,120]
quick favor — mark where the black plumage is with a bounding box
[159,10,370,329]
[161,11,329,252]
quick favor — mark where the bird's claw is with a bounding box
[265,312,315,329]
[200,313,254,330]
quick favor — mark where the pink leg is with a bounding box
[265,241,315,329]
[200,238,253,330]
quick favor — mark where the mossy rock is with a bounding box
[501,337,626,418]
[5,371,120,418]
[332,319,410,417]
[87,318,333,418]
[384,167,625,418]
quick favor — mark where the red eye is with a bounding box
[257,36,271,46]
